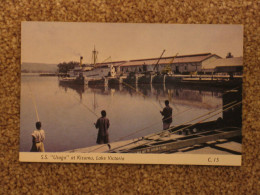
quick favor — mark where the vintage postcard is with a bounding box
[20,22,243,166]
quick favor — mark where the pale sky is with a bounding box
[21,22,243,64]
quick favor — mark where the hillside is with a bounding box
[21,62,58,73]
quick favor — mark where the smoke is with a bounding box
[73,51,82,57]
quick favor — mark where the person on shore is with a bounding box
[30,121,45,152]
[95,110,111,150]
[160,100,173,135]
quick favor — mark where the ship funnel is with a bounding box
[80,56,83,67]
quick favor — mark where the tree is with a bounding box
[57,61,79,73]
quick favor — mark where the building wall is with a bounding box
[121,65,154,73]
[201,55,220,71]
[171,62,200,73]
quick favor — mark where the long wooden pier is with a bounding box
[58,73,242,88]
[86,74,242,88]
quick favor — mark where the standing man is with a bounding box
[160,100,173,131]
[95,110,111,150]
[30,121,45,152]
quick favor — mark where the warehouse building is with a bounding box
[117,53,221,74]
[201,56,243,75]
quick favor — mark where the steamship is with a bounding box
[59,47,116,85]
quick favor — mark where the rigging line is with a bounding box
[157,85,241,121]
[159,99,179,111]
[88,106,192,153]
[218,86,241,97]
[155,101,241,138]
[116,77,162,111]
[169,85,240,112]
[116,100,236,141]
[88,103,197,153]
[90,85,241,152]
[71,92,99,118]
[90,85,241,153]
[88,144,108,153]
[149,101,239,139]
[90,96,239,153]
[125,81,240,119]
[158,100,164,109]
[77,81,113,153]
[165,101,242,136]
[26,83,40,122]
[158,98,179,110]
[89,84,242,152]
[166,88,180,111]
[89,81,112,112]
[108,100,238,152]
[170,100,180,111]
[171,100,236,129]
[106,88,114,111]
[113,101,242,153]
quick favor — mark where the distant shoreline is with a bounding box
[21,73,40,76]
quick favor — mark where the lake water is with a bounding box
[20,76,223,152]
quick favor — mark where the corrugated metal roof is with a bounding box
[130,53,212,62]
[89,53,222,67]
[202,57,243,69]
[120,53,219,67]
[172,54,219,63]
[120,59,158,66]
[93,61,127,67]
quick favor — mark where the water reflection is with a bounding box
[59,82,86,101]
[21,76,228,152]
[58,82,224,111]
